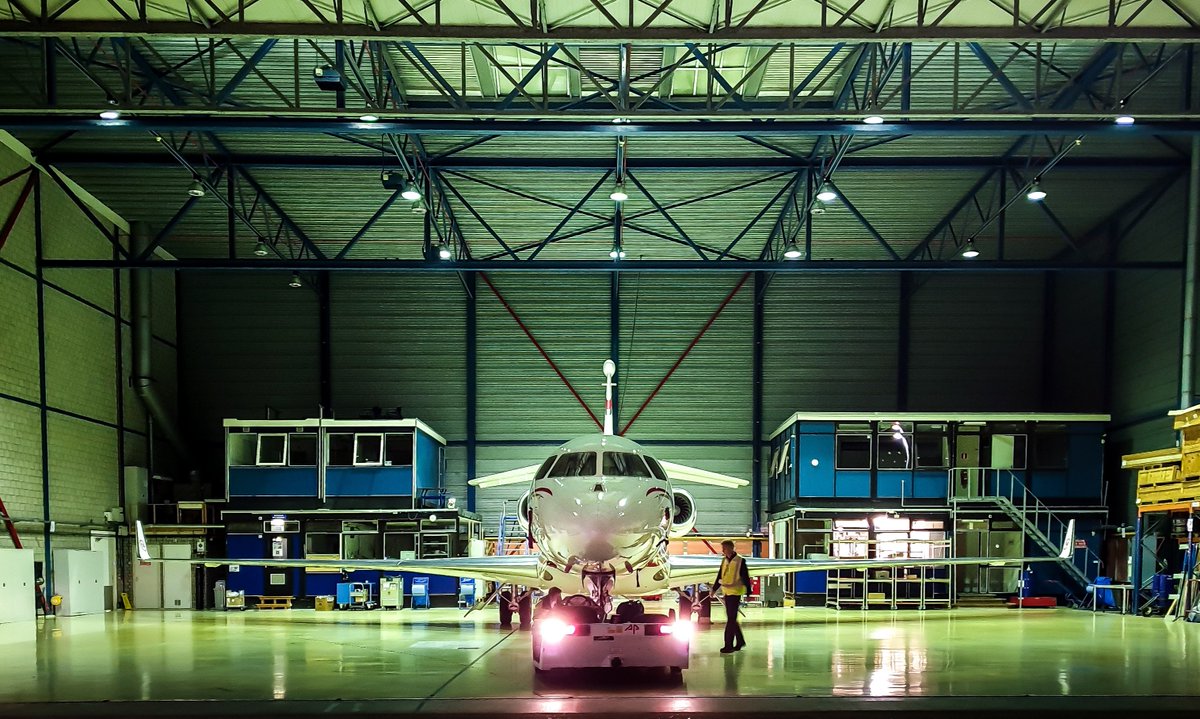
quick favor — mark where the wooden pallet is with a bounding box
[250,595,293,610]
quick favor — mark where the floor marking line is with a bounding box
[416,628,516,709]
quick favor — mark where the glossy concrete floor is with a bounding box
[1,604,1197,706]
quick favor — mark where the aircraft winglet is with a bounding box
[1059,519,1075,559]
[135,520,151,562]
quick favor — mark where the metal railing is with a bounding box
[949,467,1101,589]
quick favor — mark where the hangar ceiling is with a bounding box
[0,1,1196,271]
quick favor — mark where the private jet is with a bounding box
[137,360,1074,670]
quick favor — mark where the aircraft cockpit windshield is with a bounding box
[544,452,598,478]
[602,452,653,477]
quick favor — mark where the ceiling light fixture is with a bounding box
[401,179,422,202]
[961,238,980,259]
[288,272,303,288]
[1115,115,1135,125]
[783,241,803,259]
[863,114,885,124]
[1026,179,1047,202]
[609,242,626,259]
[610,182,628,202]
[253,241,269,257]
[98,109,121,120]
[816,181,838,203]
[187,177,206,198]
[358,114,379,122]
[438,242,452,260]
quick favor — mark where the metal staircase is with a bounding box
[950,469,1100,593]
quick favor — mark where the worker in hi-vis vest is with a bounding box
[710,539,751,654]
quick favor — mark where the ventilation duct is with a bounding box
[131,222,191,468]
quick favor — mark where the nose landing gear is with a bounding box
[581,567,616,616]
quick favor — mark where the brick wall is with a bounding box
[0,141,177,560]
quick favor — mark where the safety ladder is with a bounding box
[494,499,529,556]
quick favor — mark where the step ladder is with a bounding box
[494,499,529,556]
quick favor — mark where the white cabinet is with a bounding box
[0,549,36,623]
[53,549,107,616]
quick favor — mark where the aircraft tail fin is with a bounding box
[135,520,151,562]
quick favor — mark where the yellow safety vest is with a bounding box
[719,556,747,595]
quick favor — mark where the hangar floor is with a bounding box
[2,606,1197,715]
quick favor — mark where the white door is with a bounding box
[132,544,163,609]
[162,544,194,609]
[89,535,117,611]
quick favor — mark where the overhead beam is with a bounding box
[40,152,1184,171]
[2,21,1200,43]
[5,116,1194,136]
[40,258,1182,273]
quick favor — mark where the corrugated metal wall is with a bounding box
[908,274,1044,410]
[762,274,900,432]
[617,273,753,441]
[1049,274,1106,412]
[476,273,609,440]
[1110,182,1186,455]
[178,273,320,470]
[330,275,466,437]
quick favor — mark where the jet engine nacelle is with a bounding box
[516,491,532,530]
[668,489,697,538]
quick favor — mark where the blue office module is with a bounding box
[224,423,320,499]
[796,433,835,497]
[224,535,266,596]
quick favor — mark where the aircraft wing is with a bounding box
[468,464,541,489]
[659,461,749,489]
[136,524,541,585]
[666,521,1075,587]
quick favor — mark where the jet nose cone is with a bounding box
[581,539,617,562]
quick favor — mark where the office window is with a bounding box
[305,533,340,556]
[228,433,257,466]
[988,434,1028,470]
[289,434,317,466]
[343,534,381,560]
[354,434,384,466]
[915,426,948,469]
[327,434,354,466]
[256,434,287,466]
[877,433,912,470]
[385,433,414,466]
[836,435,871,469]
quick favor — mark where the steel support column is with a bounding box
[897,272,911,409]
[34,173,51,598]
[1185,136,1200,408]
[466,271,477,511]
[751,271,765,538]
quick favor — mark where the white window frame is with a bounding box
[353,433,385,467]
[255,433,289,466]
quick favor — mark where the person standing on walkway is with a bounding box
[710,540,750,654]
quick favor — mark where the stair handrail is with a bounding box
[997,470,1102,584]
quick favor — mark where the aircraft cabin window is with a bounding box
[602,452,653,477]
[644,456,669,481]
[546,452,597,477]
[534,456,558,480]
